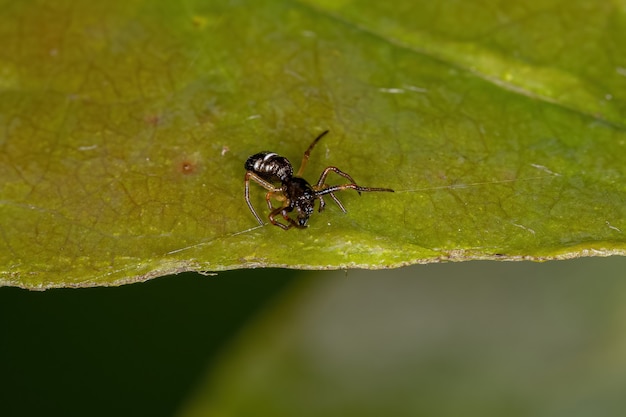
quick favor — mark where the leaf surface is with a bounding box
[1,0,626,288]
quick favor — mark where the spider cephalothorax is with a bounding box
[244,130,394,230]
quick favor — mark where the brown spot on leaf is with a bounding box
[173,152,202,177]
[180,161,195,174]
[145,114,161,126]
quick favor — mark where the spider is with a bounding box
[244,130,394,230]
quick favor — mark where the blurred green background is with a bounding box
[0,269,294,416]
[3,258,626,416]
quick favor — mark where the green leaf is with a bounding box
[2,0,626,289]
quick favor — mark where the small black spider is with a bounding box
[244,130,394,230]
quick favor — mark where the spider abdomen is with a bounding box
[245,152,293,183]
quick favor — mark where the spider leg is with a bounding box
[316,166,359,191]
[245,171,282,225]
[317,195,327,212]
[268,205,304,230]
[328,193,347,213]
[282,207,306,229]
[265,190,286,211]
[268,206,290,230]
[317,183,395,195]
[314,192,342,213]
[315,183,394,213]
[313,166,358,212]
[296,130,329,177]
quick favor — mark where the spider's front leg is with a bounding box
[316,194,328,213]
[268,205,304,230]
[316,166,360,194]
[316,182,394,215]
[312,193,345,213]
[268,206,290,230]
[318,183,395,196]
[314,166,362,213]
